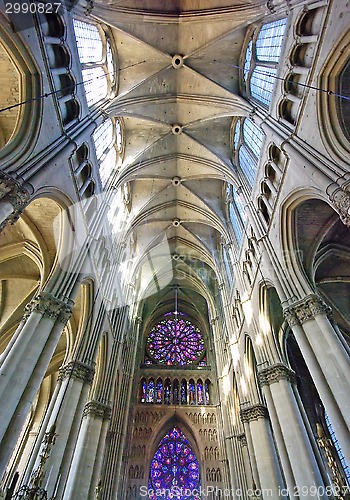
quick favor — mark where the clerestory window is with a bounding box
[232,118,265,187]
[243,18,287,107]
[92,117,123,188]
[73,19,116,107]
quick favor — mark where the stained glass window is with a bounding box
[173,379,179,405]
[233,118,264,188]
[147,378,155,403]
[205,380,210,405]
[147,318,204,366]
[256,19,287,63]
[148,427,201,500]
[164,379,171,405]
[189,380,195,405]
[181,380,187,405]
[197,379,204,405]
[140,378,147,403]
[156,378,163,404]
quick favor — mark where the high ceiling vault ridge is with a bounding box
[92,2,261,299]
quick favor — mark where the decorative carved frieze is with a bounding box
[283,294,331,326]
[58,360,95,383]
[329,186,350,227]
[83,400,112,420]
[258,363,297,386]
[23,292,73,324]
[240,404,268,423]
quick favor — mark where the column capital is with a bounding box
[83,400,112,421]
[24,292,73,324]
[236,433,247,447]
[58,360,95,383]
[258,363,297,386]
[0,171,33,229]
[328,185,350,227]
[240,404,268,423]
[283,294,331,326]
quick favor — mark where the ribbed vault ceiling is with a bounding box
[92,1,269,315]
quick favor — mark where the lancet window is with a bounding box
[140,377,211,406]
[233,118,265,187]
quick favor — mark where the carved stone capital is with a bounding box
[329,186,350,227]
[83,400,112,421]
[58,360,95,383]
[0,172,32,230]
[283,294,331,326]
[237,433,247,447]
[258,363,297,386]
[240,404,268,423]
[24,292,73,324]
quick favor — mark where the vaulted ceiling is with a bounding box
[92,0,270,320]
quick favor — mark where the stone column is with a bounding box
[240,404,285,499]
[34,360,95,499]
[284,294,350,465]
[0,292,72,478]
[0,172,32,231]
[63,400,112,500]
[259,363,328,498]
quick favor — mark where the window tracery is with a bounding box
[146,317,204,366]
[92,117,123,188]
[148,427,201,499]
[73,19,116,107]
[140,377,211,406]
[243,18,287,107]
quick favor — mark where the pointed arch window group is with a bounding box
[141,377,211,406]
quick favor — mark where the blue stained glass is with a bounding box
[141,379,147,403]
[189,380,195,405]
[147,379,155,403]
[181,380,187,404]
[325,412,350,484]
[147,318,204,366]
[197,380,204,405]
[156,379,163,404]
[164,379,171,405]
[148,427,201,499]
[205,381,210,405]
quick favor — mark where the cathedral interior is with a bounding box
[0,0,350,498]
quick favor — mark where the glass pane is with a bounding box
[234,119,241,149]
[205,381,210,405]
[93,119,114,159]
[189,380,195,405]
[242,118,264,158]
[239,144,257,186]
[99,147,116,187]
[140,379,147,403]
[106,41,115,81]
[73,20,103,63]
[250,66,277,107]
[229,203,243,244]
[244,40,252,81]
[82,67,108,106]
[256,18,287,63]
